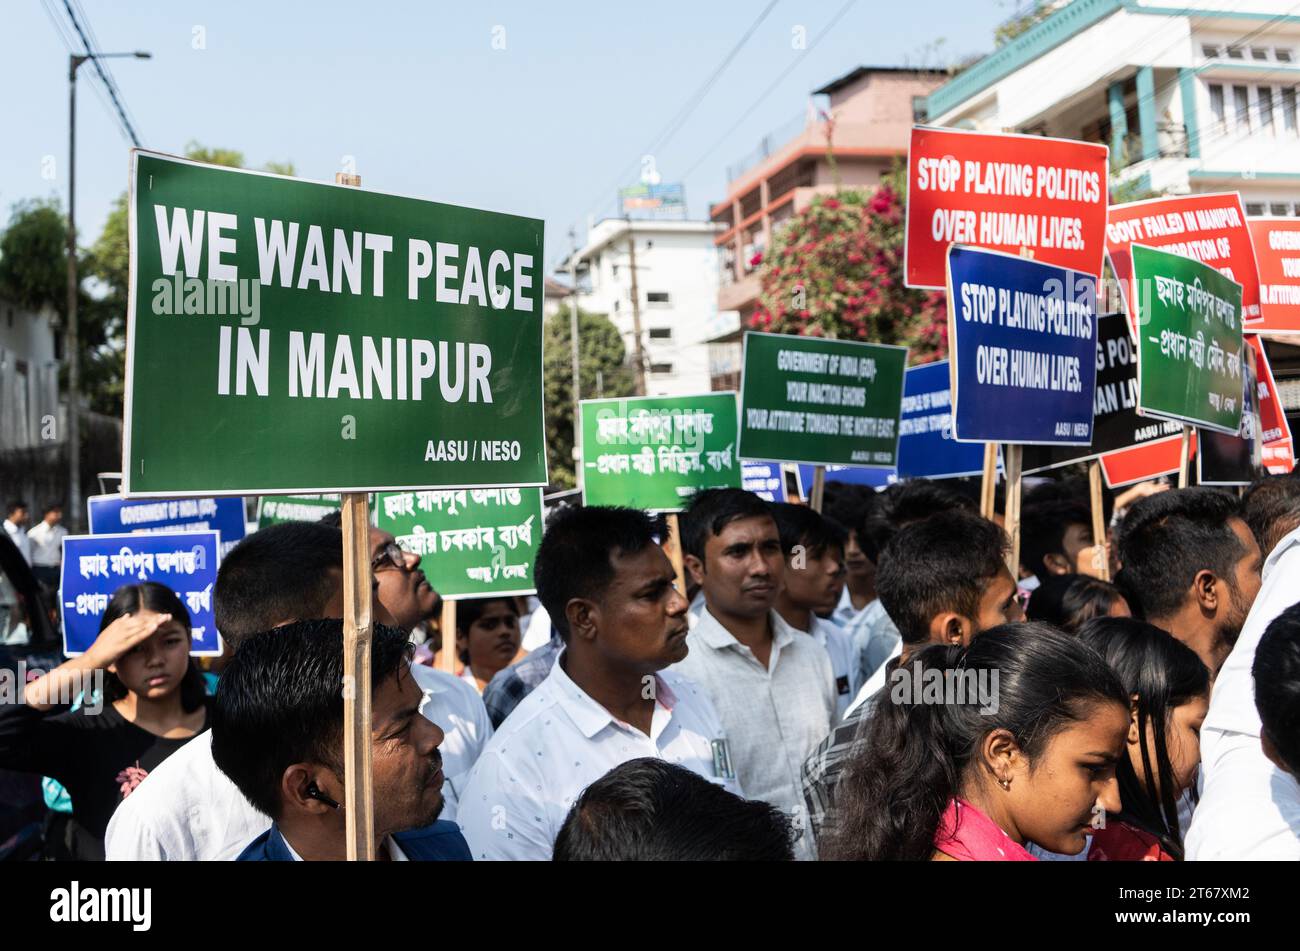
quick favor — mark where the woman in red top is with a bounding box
[822,622,1130,861]
[1078,617,1211,861]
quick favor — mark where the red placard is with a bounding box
[904,127,1109,289]
[1249,334,1295,474]
[1247,217,1300,334]
[1106,193,1262,325]
[1099,432,1196,488]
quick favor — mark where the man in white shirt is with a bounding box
[1186,496,1300,860]
[105,520,491,859]
[458,505,740,861]
[770,502,857,719]
[3,500,31,566]
[26,502,66,590]
[672,489,836,857]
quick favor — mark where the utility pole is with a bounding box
[625,218,647,396]
[568,229,583,488]
[66,48,150,529]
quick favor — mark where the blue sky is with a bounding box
[3,0,1007,274]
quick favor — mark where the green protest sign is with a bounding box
[580,393,741,512]
[1133,244,1244,435]
[375,488,542,599]
[738,331,907,467]
[124,150,546,496]
[256,495,340,529]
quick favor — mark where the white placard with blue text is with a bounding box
[60,531,221,656]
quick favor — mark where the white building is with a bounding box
[558,218,723,398]
[926,0,1300,214]
[0,300,60,450]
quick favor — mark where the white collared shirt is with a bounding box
[3,520,31,565]
[844,636,903,717]
[456,651,739,861]
[672,607,836,849]
[808,616,857,721]
[105,662,492,860]
[1185,524,1300,860]
[26,520,66,567]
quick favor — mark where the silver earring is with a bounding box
[998,778,1011,791]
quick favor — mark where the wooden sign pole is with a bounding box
[1178,425,1192,488]
[810,465,826,513]
[979,443,998,520]
[1088,459,1110,581]
[440,599,458,675]
[665,513,688,602]
[334,172,375,862]
[1004,444,1023,580]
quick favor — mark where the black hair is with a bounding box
[681,488,774,562]
[552,757,793,861]
[1253,603,1300,777]
[1023,475,1114,524]
[99,582,206,713]
[211,618,413,819]
[768,502,846,559]
[213,521,345,647]
[534,505,665,641]
[1242,476,1300,560]
[1077,616,1210,858]
[1020,500,1092,581]
[876,510,1009,646]
[454,596,520,664]
[856,479,973,563]
[42,501,63,516]
[823,622,1128,860]
[823,484,879,542]
[5,500,27,516]
[1115,487,1248,621]
[1026,574,1128,633]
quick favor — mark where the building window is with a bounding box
[1278,48,1294,63]
[649,327,672,340]
[1202,43,1220,58]
[1209,83,1226,132]
[650,362,674,375]
[1252,46,1270,61]
[912,95,927,122]
[1284,87,1298,132]
[646,291,671,306]
[1246,202,1267,216]
[1260,86,1276,130]
[1228,45,1245,60]
[1234,85,1252,130]
[1271,202,1292,216]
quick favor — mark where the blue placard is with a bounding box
[947,245,1098,445]
[88,494,246,558]
[60,531,221,656]
[797,464,895,493]
[897,361,992,479]
[742,461,785,502]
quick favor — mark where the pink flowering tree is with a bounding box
[749,169,947,363]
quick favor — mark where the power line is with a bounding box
[59,0,144,147]
[562,0,781,264]
[678,0,859,184]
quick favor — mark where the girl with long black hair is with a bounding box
[0,582,209,860]
[1077,616,1211,861]
[822,622,1130,860]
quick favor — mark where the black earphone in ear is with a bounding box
[305,782,342,810]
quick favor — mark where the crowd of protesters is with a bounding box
[1,470,1298,862]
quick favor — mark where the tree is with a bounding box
[543,308,636,487]
[994,1,1061,48]
[750,164,948,363]
[0,199,66,315]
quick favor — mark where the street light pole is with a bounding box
[65,50,149,530]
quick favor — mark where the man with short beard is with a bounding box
[1116,487,1263,675]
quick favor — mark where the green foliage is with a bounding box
[183,141,246,168]
[0,198,67,316]
[543,308,636,487]
[752,166,948,363]
[994,1,1059,48]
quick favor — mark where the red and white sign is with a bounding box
[1106,192,1262,325]
[1099,432,1195,489]
[904,127,1109,289]
[1249,334,1296,473]
[1247,217,1300,334]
